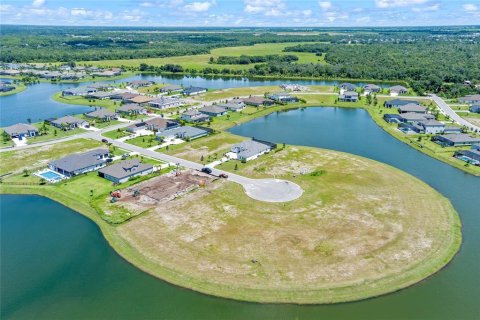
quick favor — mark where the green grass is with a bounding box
[0,83,27,96]
[52,92,119,111]
[103,128,131,139]
[28,125,86,143]
[125,134,160,148]
[0,138,103,175]
[80,43,323,71]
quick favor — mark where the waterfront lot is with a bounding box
[117,145,460,303]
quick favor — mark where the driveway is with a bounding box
[429,94,480,132]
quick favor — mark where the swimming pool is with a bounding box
[35,169,64,182]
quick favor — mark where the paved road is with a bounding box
[429,94,480,132]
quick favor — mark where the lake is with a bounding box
[1,106,479,319]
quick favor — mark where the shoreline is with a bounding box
[0,143,462,304]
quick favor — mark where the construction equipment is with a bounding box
[110,190,121,198]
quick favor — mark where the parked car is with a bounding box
[106,158,113,163]
[201,167,212,174]
[219,173,228,178]
[101,138,109,143]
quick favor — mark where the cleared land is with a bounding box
[80,43,324,70]
[116,146,461,304]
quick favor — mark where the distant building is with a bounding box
[419,120,445,134]
[85,91,116,100]
[241,97,274,107]
[126,95,156,105]
[339,91,359,102]
[49,148,110,177]
[98,159,153,184]
[383,114,403,123]
[230,139,276,162]
[3,123,39,138]
[183,86,207,96]
[127,118,179,133]
[454,149,480,165]
[458,95,480,105]
[469,104,480,113]
[156,125,210,140]
[433,134,480,147]
[110,92,138,101]
[199,105,227,117]
[48,116,88,130]
[116,103,147,116]
[217,102,246,112]
[128,80,154,88]
[268,93,298,103]
[62,86,96,96]
[399,112,434,123]
[384,99,419,108]
[160,84,183,93]
[397,103,426,114]
[363,84,381,95]
[149,97,184,109]
[389,85,408,96]
[180,110,211,123]
[85,108,118,122]
[339,83,356,92]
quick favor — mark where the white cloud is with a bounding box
[32,0,45,8]
[184,1,215,12]
[318,1,332,10]
[375,0,428,8]
[463,4,478,12]
[71,8,88,17]
[245,0,285,14]
[0,4,13,12]
[412,4,439,12]
[302,9,313,17]
[356,16,371,23]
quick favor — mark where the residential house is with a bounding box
[398,122,425,134]
[217,102,246,112]
[339,83,356,93]
[183,86,207,96]
[160,84,183,93]
[339,91,359,102]
[397,103,426,114]
[470,104,480,113]
[85,108,118,122]
[458,94,480,105]
[0,69,21,76]
[3,123,39,138]
[110,92,138,101]
[180,110,211,123]
[268,93,298,103]
[383,114,403,123]
[0,82,15,92]
[85,91,116,100]
[419,120,445,134]
[127,118,179,133]
[230,139,276,162]
[433,134,480,147]
[199,105,227,117]
[444,126,463,134]
[156,126,209,140]
[87,83,113,91]
[128,80,154,88]
[241,97,274,107]
[389,85,408,96]
[149,97,184,109]
[49,116,88,130]
[363,84,381,95]
[48,148,110,177]
[280,84,306,91]
[454,149,480,165]
[384,99,419,108]
[398,113,434,123]
[126,95,156,105]
[116,103,147,116]
[62,86,96,96]
[98,159,153,184]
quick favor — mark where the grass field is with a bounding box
[0,138,103,175]
[115,146,461,304]
[80,43,324,71]
[52,92,119,111]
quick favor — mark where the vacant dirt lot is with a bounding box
[116,146,460,304]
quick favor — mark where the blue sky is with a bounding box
[1,0,479,27]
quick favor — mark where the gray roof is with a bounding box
[400,113,434,121]
[63,86,95,95]
[183,86,207,94]
[117,103,145,112]
[150,97,179,105]
[340,83,356,90]
[86,108,117,118]
[98,159,153,179]
[364,84,381,90]
[385,99,418,106]
[160,84,183,92]
[49,148,109,173]
[420,120,444,127]
[437,134,480,143]
[51,116,86,126]
[231,139,272,159]
[398,103,426,113]
[87,91,115,99]
[3,123,38,136]
[158,125,209,138]
[217,102,244,110]
[199,105,227,114]
[390,85,408,92]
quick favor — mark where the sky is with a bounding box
[0,0,479,27]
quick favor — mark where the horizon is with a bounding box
[1,0,479,27]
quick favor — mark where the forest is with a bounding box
[212,54,298,65]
